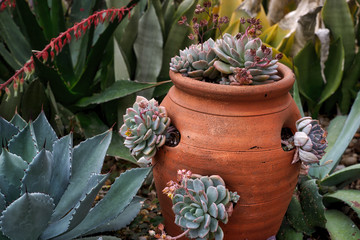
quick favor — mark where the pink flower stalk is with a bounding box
[0,0,15,11]
[0,4,136,98]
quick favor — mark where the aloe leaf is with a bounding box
[0,193,54,240]
[75,80,157,107]
[53,167,151,240]
[324,190,360,216]
[8,121,38,163]
[21,149,53,194]
[325,210,360,239]
[286,195,314,234]
[33,111,58,151]
[0,42,22,69]
[300,179,326,229]
[49,134,72,204]
[86,196,143,234]
[134,3,163,98]
[0,149,27,193]
[51,131,112,221]
[0,11,31,65]
[15,0,47,50]
[153,0,165,37]
[10,113,27,130]
[0,117,19,154]
[163,0,175,39]
[318,38,345,104]
[33,0,53,39]
[276,219,303,240]
[322,0,355,70]
[316,91,360,178]
[114,40,130,81]
[159,0,196,80]
[294,42,323,104]
[321,164,360,188]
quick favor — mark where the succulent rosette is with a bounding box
[293,117,328,164]
[213,33,281,85]
[171,173,239,240]
[170,38,220,81]
[119,96,170,159]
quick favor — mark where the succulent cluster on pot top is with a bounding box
[161,170,240,240]
[120,96,171,160]
[170,17,283,85]
[292,117,328,174]
[0,112,150,240]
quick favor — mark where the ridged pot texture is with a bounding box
[153,63,301,240]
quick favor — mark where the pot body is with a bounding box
[153,63,301,240]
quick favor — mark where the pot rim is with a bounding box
[169,62,294,101]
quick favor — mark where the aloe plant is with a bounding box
[0,112,151,239]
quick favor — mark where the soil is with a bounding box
[97,116,360,240]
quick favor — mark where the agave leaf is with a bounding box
[21,149,53,195]
[75,81,157,107]
[316,91,360,178]
[0,193,54,240]
[134,3,163,98]
[8,121,38,163]
[0,149,27,192]
[0,175,19,204]
[0,117,19,155]
[32,0,53,39]
[86,196,143,234]
[51,131,112,222]
[322,0,355,70]
[53,167,151,240]
[276,218,303,240]
[10,113,27,130]
[325,210,360,239]
[33,111,58,151]
[49,134,72,204]
[0,192,5,214]
[286,195,314,235]
[324,190,360,217]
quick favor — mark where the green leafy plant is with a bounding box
[0,112,151,239]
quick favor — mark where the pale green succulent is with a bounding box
[120,96,170,160]
[170,38,220,81]
[213,33,280,85]
[0,112,150,240]
[172,174,239,240]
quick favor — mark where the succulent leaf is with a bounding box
[33,111,58,151]
[0,117,19,155]
[10,113,27,130]
[0,149,27,190]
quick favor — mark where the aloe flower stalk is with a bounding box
[292,117,328,170]
[0,0,15,11]
[0,3,136,98]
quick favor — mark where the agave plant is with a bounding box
[163,170,239,240]
[170,38,220,81]
[120,96,171,160]
[0,112,150,240]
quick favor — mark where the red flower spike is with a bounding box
[66,32,71,41]
[50,51,55,61]
[42,51,48,62]
[58,39,63,51]
[55,44,59,55]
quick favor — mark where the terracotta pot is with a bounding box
[153,63,301,240]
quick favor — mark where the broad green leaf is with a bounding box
[321,164,360,188]
[21,149,52,194]
[153,0,165,37]
[276,219,303,240]
[0,84,22,121]
[33,111,58,151]
[0,150,27,192]
[114,40,130,81]
[33,0,53,39]
[134,3,163,98]
[163,0,176,39]
[49,134,72,204]
[286,195,314,234]
[75,81,157,107]
[51,131,112,221]
[322,0,355,70]
[8,122,38,163]
[0,42,22,69]
[0,11,31,65]
[292,77,304,117]
[107,133,137,164]
[53,167,151,240]
[159,0,197,80]
[76,113,109,138]
[316,91,360,178]
[300,179,326,228]
[10,113,27,130]
[0,193,54,240]
[324,190,360,216]
[86,196,143,234]
[318,38,345,104]
[294,42,323,104]
[325,210,360,240]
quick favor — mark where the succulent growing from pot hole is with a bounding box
[120,96,171,159]
[213,32,281,85]
[293,117,328,165]
[170,38,220,81]
[163,170,240,240]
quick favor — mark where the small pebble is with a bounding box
[334,164,345,172]
[341,156,358,166]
